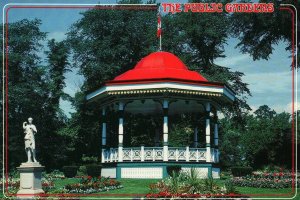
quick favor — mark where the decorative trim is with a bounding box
[86,82,231,100]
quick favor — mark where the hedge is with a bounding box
[86,164,102,177]
[231,167,253,177]
[62,166,78,178]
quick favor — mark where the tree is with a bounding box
[230,0,298,66]
[45,39,70,117]
[2,19,48,168]
[66,1,158,158]
[67,2,157,92]
[219,117,245,168]
[240,106,291,169]
[1,19,70,170]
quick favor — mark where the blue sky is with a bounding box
[1,0,298,117]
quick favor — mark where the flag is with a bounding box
[157,13,161,38]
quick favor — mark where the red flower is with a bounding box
[87,176,92,180]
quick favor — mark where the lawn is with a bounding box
[1,178,298,199]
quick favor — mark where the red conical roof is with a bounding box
[113,51,208,82]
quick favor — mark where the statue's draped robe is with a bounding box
[24,124,36,150]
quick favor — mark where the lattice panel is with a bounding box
[121,167,163,179]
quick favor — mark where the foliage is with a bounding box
[81,155,99,164]
[85,164,102,177]
[62,166,79,178]
[220,105,292,169]
[1,19,73,170]
[231,167,253,177]
[230,0,298,66]
[67,1,157,92]
[64,176,122,193]
[166,165,182,177]
[169,116,194,147]
[45,39,71,117]
[77,165,87,176]
[44,170,65,180]
[224,180,238,194]
[147,168,224,198]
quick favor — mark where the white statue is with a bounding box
[23,117,38,162]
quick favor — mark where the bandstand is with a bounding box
[86,51,235,179]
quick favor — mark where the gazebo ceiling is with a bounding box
[86,51,235,105]
[109,99,206,115]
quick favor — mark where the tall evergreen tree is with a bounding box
[45,39,70,117]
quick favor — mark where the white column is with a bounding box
[194,127,198,148]
[214,111,219,163]
[205,102,211,162]
[118,102,124,162]
[141,146,145,161]
[101,149,105,163]
[185,146,190,162]
[101,107,107,163]
[163,99,169,161]
[102,107,107,146]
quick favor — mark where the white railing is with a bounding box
[102,146,217,163]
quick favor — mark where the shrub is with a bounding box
[62,166,78,178]
[86,164,102,177]
[224,180,238,194]
[231,167,253,177]
[166,165,181,177]
[77,165,87,176]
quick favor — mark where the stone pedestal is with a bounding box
[17,162,45,198]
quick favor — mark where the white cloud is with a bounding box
[243,71,293,94]
[215,55,249,67]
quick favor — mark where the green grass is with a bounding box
[53,177,79,188]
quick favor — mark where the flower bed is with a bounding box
[64,176,123,194]
[230,170,299,189]
[0,177,55,193]
[146,169,248,199]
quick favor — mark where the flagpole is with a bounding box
[157,5,162,51]
[159,32,162,51]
